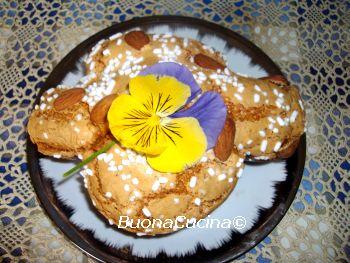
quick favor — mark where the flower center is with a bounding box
[148,114,161,126]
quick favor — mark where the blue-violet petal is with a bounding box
[139,62,201,102]
[171,91,227,149]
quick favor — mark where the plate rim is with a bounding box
[27,15,306,263]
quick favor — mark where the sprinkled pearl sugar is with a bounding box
[142,207,151,217]
[237,168,244,178]
[89,61,95,71]
[86,169,93,176]
[290,110,298,123]
[75,114,82,121]
[234,93,242,100]
[46,88,54,94]
[131,178,139,185]
[200,156,208,162]
[97,153,106,160]
[43,132,48,139]
[104,153,113,163]
[207,168,215,176]
[40,104,46,111]
[158,177,168,184]
[259,130,266,137]
[133,190,141,198]
[260,140,268,152]
[277,116,285,126]
[109,32,122,40]
[268,117,276,123]
[218,173,226,181]
[254,85,261,92]
[189,176,197,188]
[126,209,132,215]
[254,93,260,103]
[83,178,88,188]
[194,198,201,206]
[105,192,112,198]
[152,180,160,191]
[237,83,245,93]
[274,141,282,152]
[124,184,130,192]
[102,49,111,56]
[174,198,179,204]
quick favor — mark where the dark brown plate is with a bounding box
[27,15,306,262]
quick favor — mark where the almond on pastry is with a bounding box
[90,94,118,125]
[124,31,150,50]
[53,88,85,111]
[214,117,236,161]
[194,53,225,71]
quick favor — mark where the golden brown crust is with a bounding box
[84,143,243,235]
[26,30,305,236]
[84,32,304,162]
[28,88,102,158]
[28,31,304,161]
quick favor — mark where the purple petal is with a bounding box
[171,92,227,149]
[139,62,201,102]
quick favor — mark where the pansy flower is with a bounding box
[108,62,227,173]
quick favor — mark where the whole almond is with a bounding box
[53,88,85,111]
[260,75,289,86]
[90,94,118,124]
[124,31,150,50]
[194,53,225,71]
[214,117,236,161]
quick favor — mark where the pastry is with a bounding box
[83,143,243,235]
[27,30,305,236]
[27,86,102,158]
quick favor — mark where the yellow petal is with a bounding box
[147,117,207,173]
[129,75,191,116]
[108,94,168,155]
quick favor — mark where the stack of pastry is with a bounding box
[28,30,305,235]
